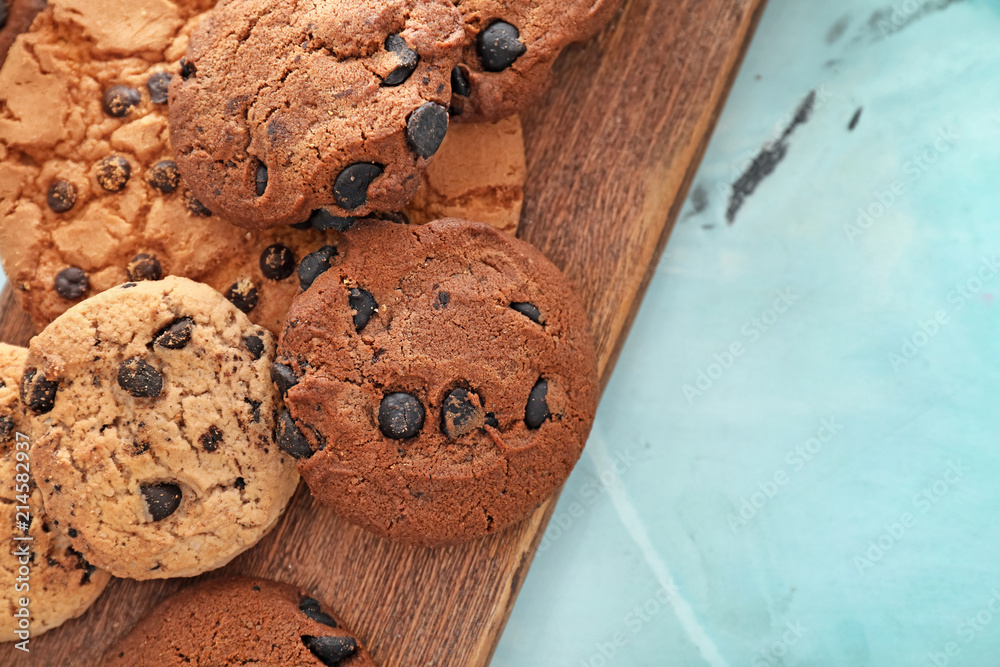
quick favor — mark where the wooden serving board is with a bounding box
[1,0,765,664]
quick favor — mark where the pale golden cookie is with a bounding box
[23,277,299,580]
[0,343,111,642]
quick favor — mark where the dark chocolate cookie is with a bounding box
[449,0,622,122]
[105,577,374,666]
[275,218,599,546]
[169,0,466,230]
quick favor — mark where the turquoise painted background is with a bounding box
[495,0,1000,665]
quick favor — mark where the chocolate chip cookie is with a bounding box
[23,277,299,579]
[169,0,466,230]
[0,342,112,642]
[0,0,45,69]
[105,576,374,666]
[275,218,599,546]
[0,0,524,336]
[449,0,621,122]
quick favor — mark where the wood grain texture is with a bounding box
[0,0,765,664]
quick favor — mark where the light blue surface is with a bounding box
[496,0,1000,665]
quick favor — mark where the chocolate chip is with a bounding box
[96,156,131,192]
[255,163,268,197]
[235,477,246,490]
[199,425,223,452]
[511,302,542,324]
[290,219,314,230]
[524,378,550,429]
[183,190,212,217]
[140,483,181,521]
[348,287,377,333]
[245,398,262,423]
[438,292,450,308]
[117,357,163,398]
[333,163,383,211]
[225,279,258,313]
[127,253,163,281]
[146,160,181,194]
[406,102,449,160]
[146,71,173,104]
[441,388,485,439]
[102,85,141,118]
[298,245,338,291]
[276,409,312,459]
[485,413,499,429]
[260,244,296,281]
[154,317,194,349]
[300,597,339,628]
[302,636,358,666]
[270,363,299,398]
[244,335,265,360]
[180,58,196,79]
[379,392,425,439]
[0,416,13,440]
[67,527,78,538]
[478,22,526,72]
[47,180,77,213]
[54,267,89,300]
[307,209,356,232]
[451,65,471,97]
[382,34,419,86]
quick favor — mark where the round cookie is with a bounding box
[448,0,622,122]
[169,0,466,230]
[0,343,112,642]
[0,0,525,336]
[0,0,45,69]
[105,577,374,666]
[275,218,599,546]
[23,277,299,579]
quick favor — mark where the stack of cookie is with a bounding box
[0,0,617,653]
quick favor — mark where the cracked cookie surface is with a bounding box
[0,0,524,336]
[448,0,621,122]
[169,0,466,229]
[105,576,375,666]
[276,218,599,546]
[24,277,299,579]
[0,342,111,642]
